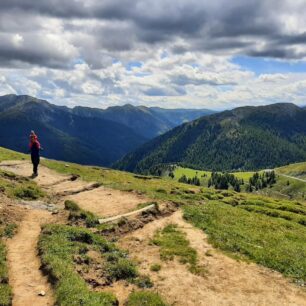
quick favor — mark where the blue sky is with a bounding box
[232,56,306,75]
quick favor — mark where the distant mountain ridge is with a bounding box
[114,103,306,173]
[72,103,214,139]
[0,94,213,166]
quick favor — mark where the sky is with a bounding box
[0,0,306,110]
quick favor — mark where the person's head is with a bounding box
[30,135,36,143]
[30,131,37,142]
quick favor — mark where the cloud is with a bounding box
[0,0,306,109]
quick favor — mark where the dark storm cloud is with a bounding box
[0,0,305,68]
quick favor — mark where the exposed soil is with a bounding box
[6,209,55,306]
[0,161,152,219]
[119,210,306,306]
[64,187,150,218]
[2,160,306,306]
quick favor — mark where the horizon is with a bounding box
[2,93,305,112]
[0,1,306,110]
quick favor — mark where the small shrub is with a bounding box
[66,200,99,227]
[3,224,17,238]
[126,291,167,306]
[64,200,80,211]
[156,189,167,194]
[132,275,154,288]
[105,258,138,281]
[150,264,161,272]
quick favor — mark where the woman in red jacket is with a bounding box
[29,131,41,177]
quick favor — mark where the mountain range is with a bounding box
[0,94,212,166]
[115,103,306,173]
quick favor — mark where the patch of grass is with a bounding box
[12,184,45,200]
[277,162,306,180]
[42,159,198,204]
[39,224,141,306]
[1,224,17,238]
[65,200,99,228]
[0,147,27,162]
[126,291,167,306]
[64,200,80,211]
[152,224,203,275]
[131,275,154,289]
[0,243,12,306]
[0,284,12,306]
[150,264,161,272]
[104,253,138,281]
[183,201,306,284]
[0,170,45,200]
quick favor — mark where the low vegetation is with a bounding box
[0,170,45,200]
[150,264,161,272]
[0,243,11,306]
[39,152,306,286]
[65,200,99,228]
[183,196,306,285]
[38,224,139,305]
[126,291,167,306]
[0,147,27,163]
[277,162,306,180]
[152,224,205,275]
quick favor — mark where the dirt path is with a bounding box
[0,161,150,218]
[277,173,306,183]
[6,209,55,306]
[119,210,306,306]
[3,160,306,305]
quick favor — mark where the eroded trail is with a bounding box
[119,211,306,306]
[0,160,150,217]
[6,209,54,306]
[2,160,306,306]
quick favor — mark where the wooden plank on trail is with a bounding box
[98,204,155,224]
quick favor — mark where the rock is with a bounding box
[51,210,59,215]
[38,290,46,296]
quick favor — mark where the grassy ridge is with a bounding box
[1,147,306,290]
[0,147,27,163]
[43,158,306,284]
[277,162,306,180]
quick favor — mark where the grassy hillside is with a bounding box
[173,165,306,201]
[277,162,306,180]
[173,166,255,185]
[38,155,306,284]
[115,103,306,173]
[1,146,306,290]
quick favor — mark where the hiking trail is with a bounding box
[1,160,306,306]
[6,209,54,306]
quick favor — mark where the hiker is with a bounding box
[29,131,42,177]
